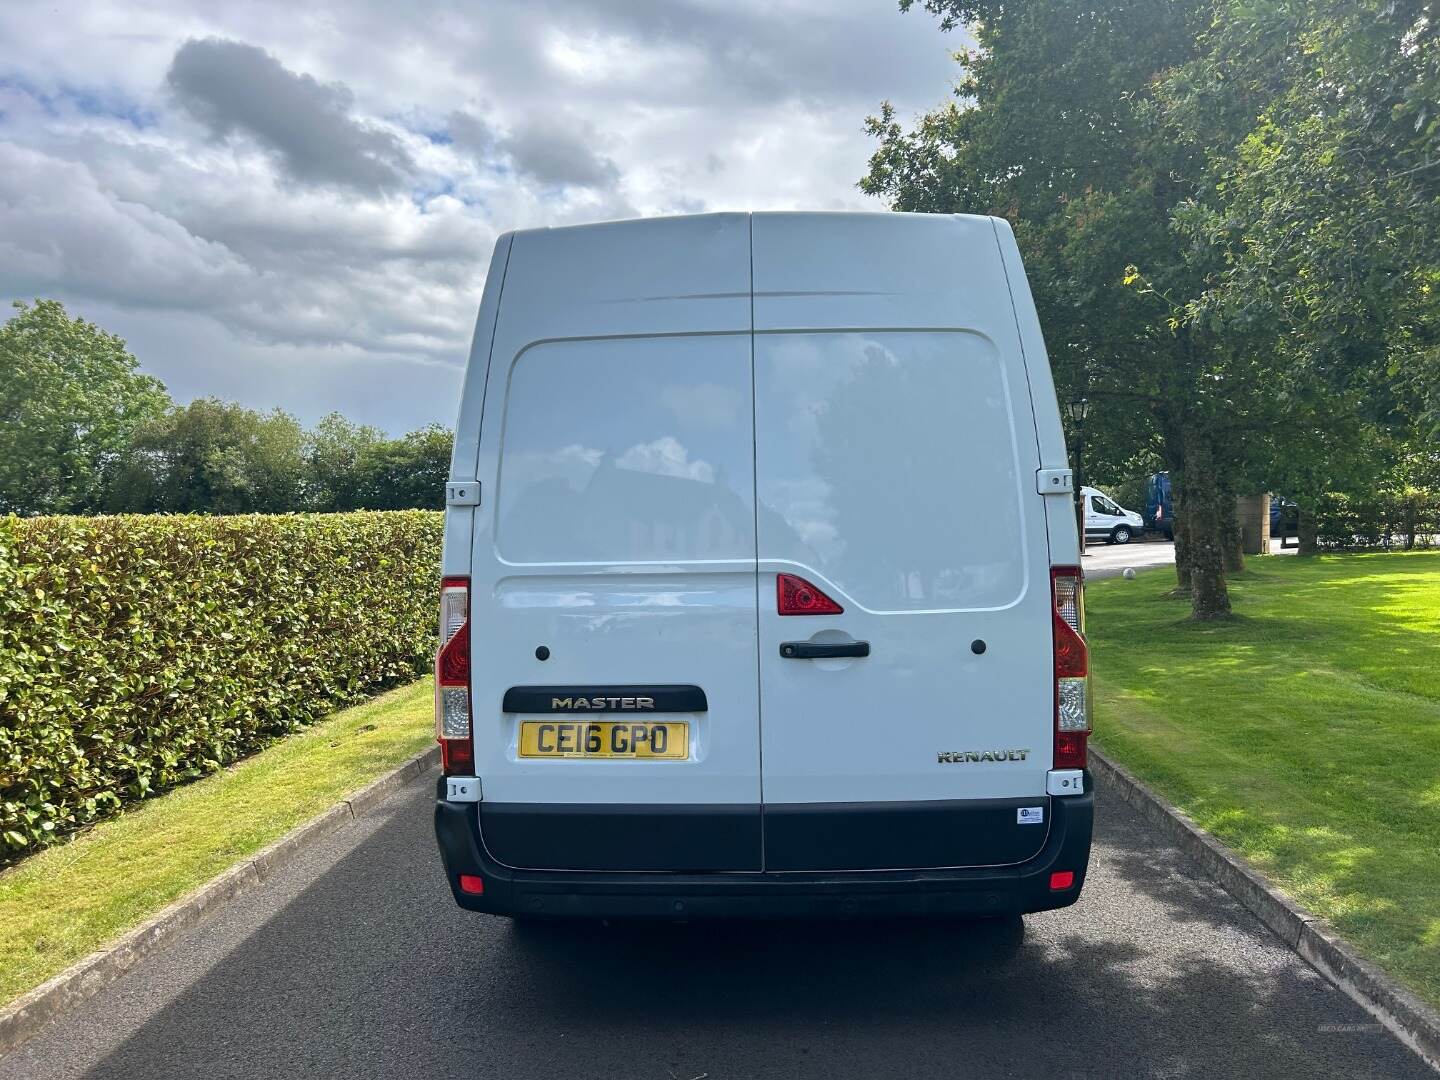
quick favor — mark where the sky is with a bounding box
[0,1,962,434]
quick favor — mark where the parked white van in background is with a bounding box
[1082,486,1145,545]
[433,212,1094,920]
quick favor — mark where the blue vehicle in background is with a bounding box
[1145,472,1174,540]
[1270,495,1298,537]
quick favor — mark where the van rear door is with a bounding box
[465,216,763,872]
[751,213,1056,871]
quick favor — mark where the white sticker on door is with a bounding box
[1017,806,1045,825]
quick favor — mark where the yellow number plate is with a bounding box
[518,720,689,759]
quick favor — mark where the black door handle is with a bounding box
[779,641,870,659]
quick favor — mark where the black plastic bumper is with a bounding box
[434,777,1093,920]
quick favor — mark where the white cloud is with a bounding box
[499,443,606,497]
[0,0,963,430]
[0,143,254,309]
[616,436,716,483]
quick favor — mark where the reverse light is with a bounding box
[1051,567,1091,769]
[777,572,843,615]
[435,576,473,776]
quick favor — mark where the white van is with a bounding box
[1082,486,1145,545]
[433,213,1094,920]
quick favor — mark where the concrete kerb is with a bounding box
[0,744,440,1056]
[1091,748,1440,1073]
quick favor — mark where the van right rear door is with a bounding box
[751,213,1057,872]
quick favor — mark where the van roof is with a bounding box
[503,209,1003,239]
[492,212,1019,338]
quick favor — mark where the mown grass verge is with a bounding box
[1088,551,1440,1007]
[0,678,433,1007]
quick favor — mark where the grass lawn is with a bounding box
[0,678,434,1008]
[1088,551,1440,1006]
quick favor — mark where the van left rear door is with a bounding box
[465,216,763,872]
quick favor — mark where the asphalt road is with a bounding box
[1083,537,1177,580]
[3,769,1428,1080]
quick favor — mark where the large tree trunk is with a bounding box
[1297,503,1319,554]
[1172,502,1193,596]
[1220,494,1245,574]
[1182,426,1232,620]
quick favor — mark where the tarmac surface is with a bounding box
[2,765,1428,1079]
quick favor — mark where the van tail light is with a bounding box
[777,573,844,615]
[1051,566,1090,769]
[435,576,473,776]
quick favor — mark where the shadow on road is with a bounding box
[503,911,1029,1024]
[74,782,1428,1080]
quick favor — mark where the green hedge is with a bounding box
[0,511,442,862]
[1313,492,1440,550]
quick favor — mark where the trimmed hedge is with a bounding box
[0,511,442,862]
[1313,492,1440,550]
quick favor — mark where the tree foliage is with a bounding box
[866,0,1440,607]
[303,415,450,511]
[865,0,1242,617]
[306,412,385,513]
[0,301,455,515]
[0,301,169,516]
[110,398,309,514]
[347,424,452,511]
[1161,0,1440,433]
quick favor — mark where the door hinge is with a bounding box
[1036,468,1074,496]
[446,481,481,507]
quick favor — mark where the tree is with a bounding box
[0,300,170,515]
[1153,0,1439,547]
[352,425,452,510]
[863,0,1249,618]
[109,408,452,514]
[109,398,308,514]
[305,412,384,511]
[1162,1,1438,394]
[0,300,453,516]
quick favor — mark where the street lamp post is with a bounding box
[1064,397,1090,556]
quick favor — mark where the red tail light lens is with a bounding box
[458,873,485,895]
[1052,566,1090,769]
[1054,730,1087,769]
[441,736,474,775]
[1049,870,1075,891]
[435,576,473,777]
[777,573,843,615]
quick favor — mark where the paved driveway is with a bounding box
[2,769,1428,1080]
[1083,537,1176,580]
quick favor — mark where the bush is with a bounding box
[0,511,441,862]
[1313,492,1440,550]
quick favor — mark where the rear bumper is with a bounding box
[433,776,1094,920]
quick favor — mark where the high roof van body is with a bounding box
[434,212,1094,919]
